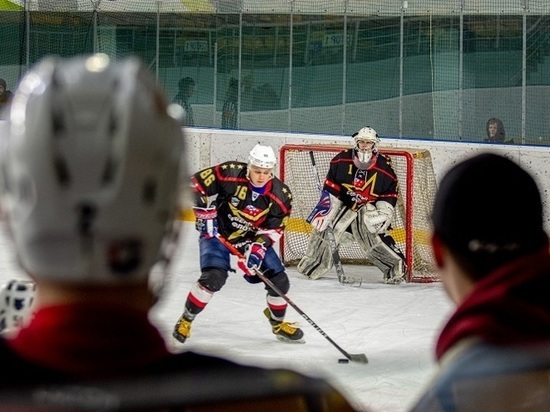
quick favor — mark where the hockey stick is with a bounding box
[216,234,368,364]
[308,151,361,287]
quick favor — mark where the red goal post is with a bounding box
[279,144,438,283]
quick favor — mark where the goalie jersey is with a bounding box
[191,161,292,248]
[324,148,399,210]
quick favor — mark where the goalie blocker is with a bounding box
[297,127,407,284]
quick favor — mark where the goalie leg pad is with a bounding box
[297,230,333,279]
[297,207,358,280]
[350,218,406,283]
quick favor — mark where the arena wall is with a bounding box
[0,121,548,230]
[184,127,550,231]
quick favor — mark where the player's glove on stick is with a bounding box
[307,189,342,232]
[245,242,267,271]
[193,206,218,238]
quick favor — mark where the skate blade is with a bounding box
[275,335,306,344]
[341,276,362,287]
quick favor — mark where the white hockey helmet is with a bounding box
[352,126,380,166]
[0,280,36,334]
[1,53,185,284]
[248,144,277,169]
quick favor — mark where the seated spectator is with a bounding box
[0,78,14,119]
[410,153,550,412]
[0,54,356,412]
[485,117,514,144]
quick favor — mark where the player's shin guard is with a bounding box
[173,282,214,343]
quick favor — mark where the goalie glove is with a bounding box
[245,242,267,271]
[306,189,342,232]
[363,201,394,234]
[193,206,218,238]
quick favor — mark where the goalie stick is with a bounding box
[216,233,368,364]
[308,151,362,287]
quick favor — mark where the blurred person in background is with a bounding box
[173,76,195,126]
[0,78,13,119]
[485,117,510,143]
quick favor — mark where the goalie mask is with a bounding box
[352,127,380,169]
[1,53,185,285]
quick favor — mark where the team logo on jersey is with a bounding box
[243,204,263,217]
[231,196,240,207]
[343,172,377,205]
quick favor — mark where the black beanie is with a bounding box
[432,153,547,257]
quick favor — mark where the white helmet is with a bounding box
[248,144,277,169]
[352,126,380,166]
[1,53,185,284]
[0,280,36,334]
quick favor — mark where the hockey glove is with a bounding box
[245,242,267,271]
[193,206,218,238]
[307,189,342,232]
[363,201,394,234]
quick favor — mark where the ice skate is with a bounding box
[172,316,193,343]
[385,260,406,284]
[263,308,305,343]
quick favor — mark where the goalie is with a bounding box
[297,127,406,284]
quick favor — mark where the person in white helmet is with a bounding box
[297,126,406,284]
[173,143,305,344]
[0,55,356,410]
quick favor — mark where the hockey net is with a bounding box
[279,144,438,283]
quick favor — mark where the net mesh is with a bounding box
[280,144,438,283]
[0,1,549,143]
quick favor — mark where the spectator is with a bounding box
[485,117,506,143]
[0,78,13,118]
[0,54,355,411]
[221,77,238,129]
[410,153,550,412]
[173,76,195,126]
[297,127,406,284]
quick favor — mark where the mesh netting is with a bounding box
[280,144,438,283]
[1,1,549,140]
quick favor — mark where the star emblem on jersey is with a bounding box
[342,172,378,205]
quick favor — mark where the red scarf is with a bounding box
[436,249,550,360]
[8,302,170,376]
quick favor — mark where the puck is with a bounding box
[338,358,350,364]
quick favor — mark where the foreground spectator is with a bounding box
[410,153,550,412]
[0,53,356,412]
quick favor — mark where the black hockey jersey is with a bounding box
[191,161,292,248]
[324,149,399,210]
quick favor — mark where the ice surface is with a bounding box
[0,222,453,412]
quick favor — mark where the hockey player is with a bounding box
[0,279,36,335]
[0,55,355,411]
[297,126,406,284]
[173,144,305,344]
